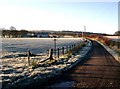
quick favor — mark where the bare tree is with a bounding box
[10,26,16,30]
[114,31,120,36]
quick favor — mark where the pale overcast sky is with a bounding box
[0,0,119,34]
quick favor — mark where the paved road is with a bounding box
[41,40,120,89]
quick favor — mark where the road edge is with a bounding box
[96,40,120,63]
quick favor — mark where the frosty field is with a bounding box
[1,38,93,89]
[2,38,84,67]
[1,38,82,58]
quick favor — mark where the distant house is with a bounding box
[36,32,50,38]
[20,33,31,38]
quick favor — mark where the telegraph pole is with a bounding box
[82,29,84,39]
[82,25,86,39]
[84,26,86,38]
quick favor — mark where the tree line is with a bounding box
[0,26,29,38]
[1,29,29,38]
[0,26,119,38]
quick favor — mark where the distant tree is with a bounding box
[10,26,16,30]
[9,26,19,37]
[10,30,18,38]
[114,31,120,36]
[19,29,28,37]
[0,28,4,37]
[20,29,28,33]
[0,28,11,38]
[5,30,11,38]
[0,30,5,37]
[0,27,30,38]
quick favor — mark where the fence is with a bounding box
[27,41,87,66]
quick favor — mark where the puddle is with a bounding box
[47,81,76,89]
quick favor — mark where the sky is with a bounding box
[0,0,119,34]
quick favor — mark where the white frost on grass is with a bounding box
[97,41,120,63]
[2,40,92,89]
[104,36,120,42]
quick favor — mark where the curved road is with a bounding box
[41,40,120,89]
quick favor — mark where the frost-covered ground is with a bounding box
[104,36,120,42]
[96,36,120,63]
[2,40,92,89]
[97,41,120,63]
[2,38,82,54]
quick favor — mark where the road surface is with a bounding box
[39,40,120,89]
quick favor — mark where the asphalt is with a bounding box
[38,40,120,89]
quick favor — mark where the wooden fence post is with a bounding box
[57,48,59,58]
[27,50,31,66]
[71,45,73,49]
[49,49,53,60]
[62,47,64,55]
[73,44,74,49]
[69,46,71,51]
[67,46,69,53]
[72,45,74,49]
[71,45,72,50]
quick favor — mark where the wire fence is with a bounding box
[27,41,87,67]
